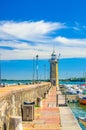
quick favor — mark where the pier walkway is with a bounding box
[59,107,81,130]
[23,87,61,130]
[57,91,82,130]
[23,87,82,130]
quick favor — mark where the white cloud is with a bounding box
[73,21,86,31]
[0,20,65,42]
[54,36,86,58]
[73,21,80,31]
[54,36,86,47]
[0,40,31,49]
[57,46,86,58]
[0,20,86,60]
[0,41,53,60]
[0,38,86,60]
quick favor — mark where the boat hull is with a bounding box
[79,117,86,127]
[79,97,86,105]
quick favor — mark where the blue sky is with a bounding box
[0,0,86,79]
[1,58,86,80]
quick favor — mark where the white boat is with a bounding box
[66,88,77,94]
[78,116,86,126]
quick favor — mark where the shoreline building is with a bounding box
[50,51,59,87]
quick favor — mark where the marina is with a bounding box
[1,80,86,129]
[59,82,86,130]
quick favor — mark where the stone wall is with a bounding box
[0,82,51,130]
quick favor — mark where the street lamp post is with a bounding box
[33,58,35,84]
[36,55,39,83]
[44,64,46,81]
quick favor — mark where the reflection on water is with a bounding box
[69,102,86,130]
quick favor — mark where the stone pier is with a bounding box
[0,82,51,130]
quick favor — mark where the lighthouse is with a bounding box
[50,51,59,87]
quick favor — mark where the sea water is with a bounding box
[1,80,32,85]
[69,102,86,130]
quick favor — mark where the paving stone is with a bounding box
[23,87,61,130]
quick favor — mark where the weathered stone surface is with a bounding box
[37,97,42,107]
[9,116,22,130]
[0,82,51,130]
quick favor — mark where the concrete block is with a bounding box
[9,116,22,130]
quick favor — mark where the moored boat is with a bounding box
[79,96,86,105]
[78,116,86,126]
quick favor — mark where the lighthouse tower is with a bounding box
[50,51,59,87]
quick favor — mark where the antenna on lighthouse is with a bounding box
[52,43,55,54]
[57,53,61,61]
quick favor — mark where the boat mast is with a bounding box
[44,64,46,81]
[84,72,86,84]
[83,72,86,84]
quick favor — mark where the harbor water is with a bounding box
[69,102,86,130]
[60,81,86,130]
